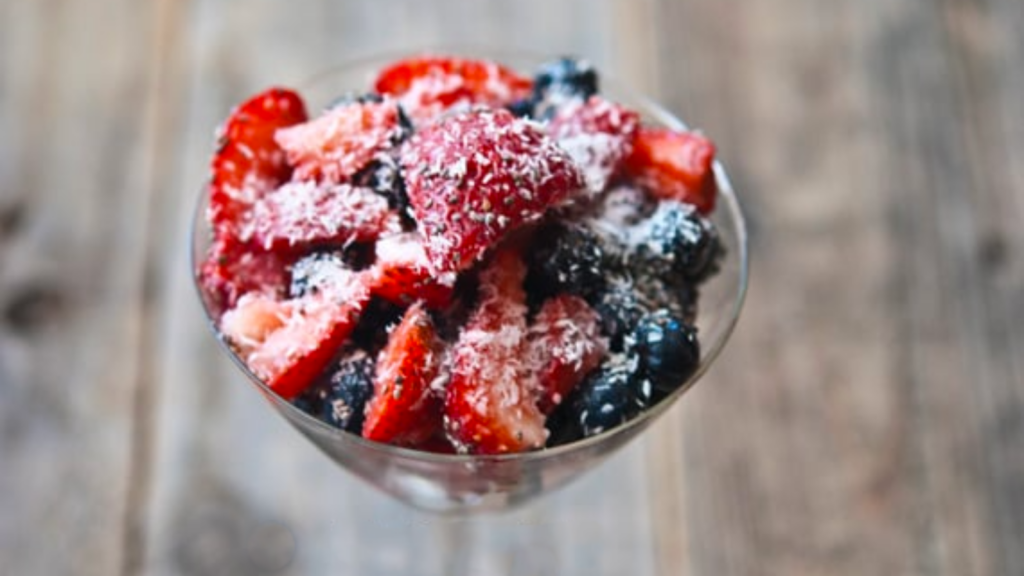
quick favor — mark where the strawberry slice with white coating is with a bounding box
[221,269,370,399]
[527,294,608,414]
[241,180,399,253]
[444,248,548,454]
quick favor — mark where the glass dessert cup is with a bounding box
[190,51,749,515]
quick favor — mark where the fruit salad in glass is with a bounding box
[192,53,747,512]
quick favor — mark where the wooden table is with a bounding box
[2,0,1022,574]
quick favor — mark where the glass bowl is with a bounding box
[191,51,749,515]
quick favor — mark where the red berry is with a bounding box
[444,249,547,454]
[241,181,400,253]
[367,233,455,309]
[401,108,585,276]
[624,127,718,214]
[274,98,408,184]
[374,55,532,125]
[362,302,446,446]
[548,96,640,194]
[221,271,370,399]
[208,87,308,241]
[527,295,608,414]
[197,237,289,317]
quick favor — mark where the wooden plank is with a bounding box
[653,0,940,574]
[930,0,1024,572]
[0,0,159,573]
[136,1,664,575]
[653,0,1024,574]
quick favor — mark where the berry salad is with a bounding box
[197,55,723,455]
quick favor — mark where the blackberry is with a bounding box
[533,57,599,103]
[526,223,608,301]
[352,156,414,229]
[569,353,647,438]
[289,252,356,297]
[633,310,700,400]
[591,276,648,351]
[597,184,658,228]
[544,401,584,447]
[634,274,699,326]
[294,350,375,433]
[350,297,405,351]
[629,201,722,284]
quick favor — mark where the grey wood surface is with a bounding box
[1,0,1022,574]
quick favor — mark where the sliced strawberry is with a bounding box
[274,99,408,184]
[548,96,640,194]
[401,108,585,276]
[444,248,548,454]
[224,271,370,399]
[527,295,608,414]
[624,127,718,214]
[362,302,446,446]
[197,237,289,317]
[208,87,308,241]
[219,292,290,357]
[367,233,455,309]
[374,55,533,125]
[240,180,399,253]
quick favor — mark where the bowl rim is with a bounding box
[189,48,750,466]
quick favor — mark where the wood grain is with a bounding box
[2,0,1023,574]
[0,0,157,574]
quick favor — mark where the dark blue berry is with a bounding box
[352,156,414,229]
[506,98,535,118]
[633,310,700,399]
[527,223,608,301]
[534,57,599,102]
[295,351,375,433]
[570,354,647,437]
[630,202,722,284]
[350,297,405,351]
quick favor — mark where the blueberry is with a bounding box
[570,353,647,437]
[633,310,700,399]
[534,57,599,102]
[506,98,535,118]
[295,351,375,433]
[629,201,722,284]
[526,223,608,300]
[352,156,414,229]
